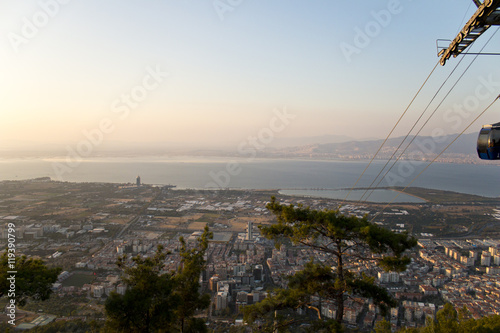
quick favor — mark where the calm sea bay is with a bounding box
[1,157,499,202]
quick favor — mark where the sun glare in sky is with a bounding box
[1,0,500,151]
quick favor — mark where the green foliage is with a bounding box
[466,315,500,332]
[105,225,212,333]
[397,328,420,333]
[0,322,12,333]
[245,197,417,329]
[0,252,62,306]
[396,304,500,333]
[435,303,459,333]
[374,319,391,333]
[105,245,176,332]
[174,225,213,332]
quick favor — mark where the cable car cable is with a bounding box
[340,60,441,204]
[358,49,471,202]
[455,1,474,37]
[360,28,500,201]
[370,94,500,222]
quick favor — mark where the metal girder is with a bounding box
[439,0,500,65]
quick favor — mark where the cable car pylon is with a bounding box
[439,0,500,66]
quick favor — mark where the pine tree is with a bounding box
[173,225,213,332]
[105,226,213,332]
[0,252,61,306]
[105,245,176,332]
[244,197,417,330]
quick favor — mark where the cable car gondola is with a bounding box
[477,122,500,160]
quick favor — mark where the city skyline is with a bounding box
[3,2,500,330]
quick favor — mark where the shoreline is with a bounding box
[278,188,426,204]
[0,154,489,165]
[388,188,428,203]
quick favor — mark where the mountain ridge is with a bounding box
[262,132,481,164]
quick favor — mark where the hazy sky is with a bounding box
[1,0,500,150]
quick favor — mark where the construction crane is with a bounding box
[439,0,500,66]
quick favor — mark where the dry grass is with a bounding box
[187,222,209,230]
[226,216,273,231]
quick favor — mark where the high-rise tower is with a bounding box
[246,221,253,240]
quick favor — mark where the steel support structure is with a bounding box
[439,0,500,65]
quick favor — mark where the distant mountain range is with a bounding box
[261,132,483,164]
[1,132,487,164]
[268,134,357,147]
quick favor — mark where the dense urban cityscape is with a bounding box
[4,1,500,332]
[1,178,499,331]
